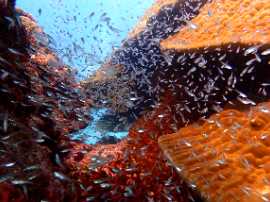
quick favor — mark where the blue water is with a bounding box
[70,108,129,144]
[17,0,153,144]
[17,0,154,80]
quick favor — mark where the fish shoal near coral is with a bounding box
[80,0,270,201]
[2,0,270,201]
[0,1,91,201]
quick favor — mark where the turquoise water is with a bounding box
[17,0,154,144]
[70,108,130,144]
[17,0,154,80]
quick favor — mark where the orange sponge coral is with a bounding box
[159,102,270,201]
[64,97,203,201]
[161,0,270,51]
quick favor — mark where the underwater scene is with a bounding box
[1,0,270,201]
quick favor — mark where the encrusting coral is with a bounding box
[82,0,210,115]
[0,1,91,201]
[2,0,270,201]
[159,102,270,201]
[128,0,179,38]
[65,95,202,201]
[157,0,270,201]
[161,0,270,50]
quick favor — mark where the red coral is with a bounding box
[0,4,90,202]
[65,97,200,201]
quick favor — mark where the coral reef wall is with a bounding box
[82,0,209,115]
[81,0,270,201]
[64,97,202,201]
[0,2,91,201]
[159,102,270,201]
[2,0,270,201]
[83,0,270,128]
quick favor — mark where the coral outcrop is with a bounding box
[161,0,270,50]
[2,0,270,201]
[65,98,202,201]
[0,2,90,201]
[81,0,270,201]
[82,0,209,115]
[157,0,270,201]
[159,102,270,201]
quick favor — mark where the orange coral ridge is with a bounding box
[159,102,270,201]
[65,98,200,201]
[161,0,270,51]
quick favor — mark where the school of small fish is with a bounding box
[1,0,270,201]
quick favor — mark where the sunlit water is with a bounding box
[70,108,130,144]
[17,0,154,80]
[17,0,154,144]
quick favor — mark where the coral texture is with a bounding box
[159,102,270,201]
[2,0,270,201]
[161,0,270,51]
[82,0,209,114]
[65,97,202,202]
[0,3,90,201]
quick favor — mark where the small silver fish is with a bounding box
[124,186,134,197]
[23,165,40,172]
[53,172,70,181]
[0,70,9,80]
[237,96,256,106]
[246,58,257,66]
[86,196,95,202]
[261,49,270,56]
[4,16,15,29]
[93,179,106,184]
[187,21,198,30]
[11,180,31,185]
[244,46,259,56]
[100,183,111,189]
[158,114,165,118]
[221,62,233,70]
[3,112,8,132]
[1,162,15,168]
[8,48,24,56]
[55,153,64,168]
[0,174,13,183]
[0,55,12,66]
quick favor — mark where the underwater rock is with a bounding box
[159,101,270,201]
[0,2,91,201]
[82,62,137,113]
